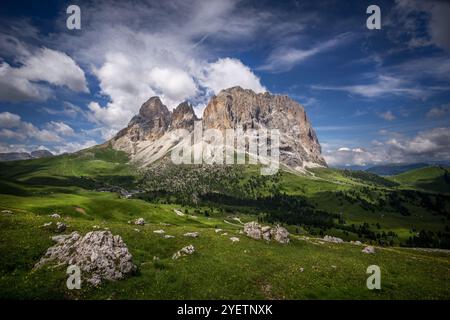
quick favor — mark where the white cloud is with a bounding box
[312,75,425,98]
[386,127,450,157]
[0,142,33,153]
[148,67,198,102]
[52,139,97,155]
[41,102,86,119]
[0,46,88,102]
[15,48,88,93]
[33,129,61,143]
[0,111,99,154]
[82,127,118,141]
[49,0,270,131]
[200,58,266,94]
[379,110,396,121]
[325,147,380,167]
[426,103,450,119]
[0,111,22,128]
[45,121,75,136]
[0,61,50,101]
[258,33,353,72]
[0,128,27,140]
[391,0,450,51]
[0,111,61,142]
[389,56,450,82]
[325,127,450,166]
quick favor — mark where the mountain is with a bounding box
[110,86,326,171]
[0,150,53,162]
[30,150,53,159]
[333,164,372,171]
[366,163,430,176]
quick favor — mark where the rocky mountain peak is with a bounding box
[138,96,170,120]
[113,97,171,143]
[0,149,54,162]
[170,101,198,130]
[202,87,326,169]
[110,87,326,171]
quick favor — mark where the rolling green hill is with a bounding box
[365,163,430,176]
[0,146,449,299]
[390,166,450,194]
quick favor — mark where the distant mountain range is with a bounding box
[365,163,431,176]
[0,150,53,162]
[334,161,450,176]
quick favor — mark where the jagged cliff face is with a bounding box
[170,101,198,130]
[202,87,326,169]
[114,97,171,143]
[110,86,326,171]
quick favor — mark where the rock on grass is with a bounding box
[172,245,195,260]
[34,231,136,286]
[243,222,290,244]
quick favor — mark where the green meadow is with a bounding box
[0,147,449,299]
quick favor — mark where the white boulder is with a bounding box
[183,232,199,238]
[243,222,290,244]
[55,222,67,233]
[172,245,195,260]
[35,231,136,285]
[323,235,344,243]
[362,246,376,254]
[271,225,290,244]
[134,218,145,226]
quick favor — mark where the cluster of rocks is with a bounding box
[34,231,136,286]
[134,218,145,226]
[43,221,67,233]
[184,232,199,238]
[323,235,344,244]
[56,222,67,233]
[174,209,185,217]
[172,245,195,260]
[362,246,376,254]
[95,186,141,199]
[243,222,290,244]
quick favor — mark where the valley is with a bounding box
[0,146,449,299]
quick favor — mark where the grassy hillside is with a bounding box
[366,163,430,176]
[0,146,135,192]
[0,147,449,299]
[1,186,449,299]
[389,166,450,194]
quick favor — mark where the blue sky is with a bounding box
[0,0,449,166]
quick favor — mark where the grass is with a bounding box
[278,169,449,243]
[1,198,449,299]
[389,166,450,194]
[0,146,449,299]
